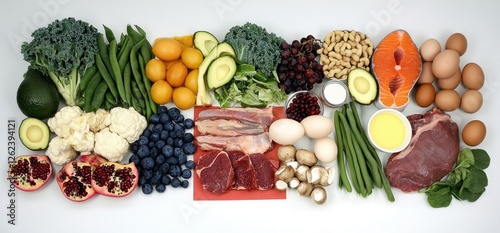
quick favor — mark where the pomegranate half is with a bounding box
[7,155,53,191]
[91,162,138,197]
[56,161,96,202]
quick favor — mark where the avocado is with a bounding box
[207,56,237,89]
[19,118,50,151]
[347,68,378,105]
[17,68,60,119]
[193,31,219,57]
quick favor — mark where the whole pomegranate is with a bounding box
[56,161,96,202]
[7,155,53,191]
[91,162,138,197]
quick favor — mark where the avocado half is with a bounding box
[347,68,378,105]
[19,118,50,151]
[207,55,237,89]
[193,31,219,57]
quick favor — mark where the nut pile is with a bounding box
[318,30,374,80]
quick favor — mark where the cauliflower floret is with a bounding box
[109,107,147,143]
[46,137,78,165]
[47,106,84,138]
[85,109,111,132]
[67,131,94,153]
[94,128,129,162]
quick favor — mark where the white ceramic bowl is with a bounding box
[367,109,412,153]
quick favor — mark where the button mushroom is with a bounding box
[278,145,296,162]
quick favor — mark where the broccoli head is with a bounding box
[21,17,99,106]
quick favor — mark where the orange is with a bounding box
[184,69,199,94]
[145,59,167,82]
[152,38,183,62]
[166,62,188,87]
[172,34,194,48]
[150,80,173,105]
[172,87,196,110]
[163,59,182,69]
[181,47,204,69]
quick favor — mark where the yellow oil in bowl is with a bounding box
[367,109,411,153]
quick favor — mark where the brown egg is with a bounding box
[445,33,468,56]
[437,68,461,90]
[462,120,486,146]
[461,89,483,113]
[462,62,484,90]
[414,83,435,107]
[432,50,460,79]
[435,89,460,111]
[420,38,441,62]
[418,62,436,84]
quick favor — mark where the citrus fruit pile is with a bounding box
[147,35,203,110]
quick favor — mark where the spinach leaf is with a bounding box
[472,149,491,170]
[427,185,453,208]
[455,187,483,202]
[455,148,474,171]
[462,168,488,194]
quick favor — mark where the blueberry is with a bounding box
[141,157,155,170]
[151,170,162,185]
[169,130,177,138]
[129,154,140,165]
[151,177,160,185]
[138,136,149,146]
[174,114,185,124]
[150,147,158,158]
[142,183,154,194]
[160,130,169,140]
[156,155,166,165]
[149,114,160,124]
[153,124,163,133]
[174,124,185,132]
[178,154,187,165]
[171,178,181,188]
[160,163,171,174]
[162,145,174,157]
[183,118,194,129]
[158,105,168,114]
[182,142,196,155]
[166,157,179,165]
[150,132,160,142]
[169,165,182,177]
[142,129,152,138]
[155,140,166,149]
[174,130,184,139]
[165,122,175,131]
[161,175,171,185]
[174,147,185,157]
[183,133,194,143]
[143,169,153,180]
[155,184,166,193]
[159,113,170,124]
[148,141,155,148]
[185,160,196,169]
[174,138,184,148]
[168,107,180,119]
[166,137,174,146]
[181,169,192,179]
[137,145,150,158]
[181,180,189,188]
[131,144,139,153]
[139,176,148,186]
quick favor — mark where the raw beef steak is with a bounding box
[195,151,234,194]
[384,107,459,192]
[249,153,276,190]
[228,151,258,190]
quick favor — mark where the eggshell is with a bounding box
[445,33,468,56]
[461,89,483,113]
[269,118,304,145]
[414,83,435,107]
[462,62,485,90]
[300,115,334,139]
[462,120,486,146]
[435,89,460,111]
[419,38,441,62]
[417,62,436,84]
[432,50,460,79]
[437,68,461,90]
[314,137,338,163]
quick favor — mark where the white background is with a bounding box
[1,0,499,232]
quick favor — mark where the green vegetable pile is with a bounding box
[420,148,490,208]
[21,17,99,106]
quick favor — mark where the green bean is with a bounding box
[138,53,157,116]
[135,25,154,61]
[97,34,114,80]
[131,81,143,99]
[79,65,98,91]
[350,128,373,196]
[91,80,109,111]
[83,72,102,112]
[129,37,147,94]
[127,24,143,43]
[339,112,364,195]
[109,39,126,102]
[350,102,380,166]
[138,98,146,109]
[130,94,143,115]
[95,53,119,100]
[117,35,134,71]
[105,91,116,105]
[334,110,352,192]
[123,62,132,104]
[103,25,116,43]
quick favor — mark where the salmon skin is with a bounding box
[371,30,421,111]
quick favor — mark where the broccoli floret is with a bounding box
[224,22,284,78]
[21,17,99,106]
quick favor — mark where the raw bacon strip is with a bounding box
[249,153,276,190]
[195,119,266,136]
[195,151,234,195]
[196,132,273,155]
[228,151,258,190]
[197,107,274,126]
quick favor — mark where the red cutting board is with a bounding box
[193,106,287,201]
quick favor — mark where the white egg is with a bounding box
[300,115,334,139]
[314,137,338,163]
[269,118,304,145]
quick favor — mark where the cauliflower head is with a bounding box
[47,106,83,138]
[109,107,147,143]
[85,109,111,132]
[94,128,129,162]
[46,136,78,165]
